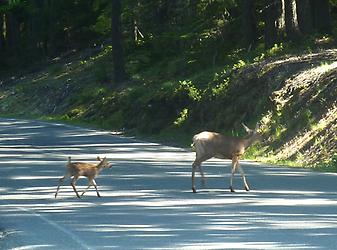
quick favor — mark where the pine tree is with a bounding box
[111,0,127,85]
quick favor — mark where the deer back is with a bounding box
[194,132,241,159]
[193,130,260,159]
[67,162,97,177]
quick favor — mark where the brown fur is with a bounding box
[192,123,262,193]
[55,156,112,198]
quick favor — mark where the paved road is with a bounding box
[1,118,337,249]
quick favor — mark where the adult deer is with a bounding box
[191,123,261,193]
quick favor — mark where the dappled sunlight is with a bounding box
[177,242,314,249]
[269,219,337,230]
[82,223,179,234]
[12,244,56,249]
[276,104,337,162]
[253,197,337,206]
[101,197,252,208]
[11,176,58,180]
[264,171,314,176]
[264,53,337,165]
[1,118,337,249]
[58,130,113,138]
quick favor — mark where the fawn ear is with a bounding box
[97,156,101,161]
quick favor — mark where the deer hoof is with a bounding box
[192,187,197,193]
[230,187,235,192]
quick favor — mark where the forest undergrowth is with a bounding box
[0,45,336,171]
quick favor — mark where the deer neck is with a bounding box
[95,162,104,171]
[243,134,257,149]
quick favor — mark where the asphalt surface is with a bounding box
[1,118,337,249]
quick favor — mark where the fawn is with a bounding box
[55,156,112,198]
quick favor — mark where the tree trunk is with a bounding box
[242,0,258,49]
[0,13,4,68]
[295,0,313,35]
[155,0,169,31]
[188,0,198,19]
[111,0,127,85]
[264,0,281,48]
[6,11,20,59]
[284,0,299,40]
[310,0,331,34]
[28,0,42,57]
[45,0,57,57]
[0,13,4,51]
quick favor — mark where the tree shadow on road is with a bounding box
[1,118,337,249]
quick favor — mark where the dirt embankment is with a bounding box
[237,49,337,165]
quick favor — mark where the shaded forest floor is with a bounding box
[0,46,336,170]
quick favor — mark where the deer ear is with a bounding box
[242,123,252,133]
[255,122,260,131]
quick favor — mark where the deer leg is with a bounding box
[192,160,198,193]
[237,164,250,191]
[55,173,71,198]
[55,176,66,198]
[81,179,101,197]
[199,165,206,188]
[92,179,101,197]
[192,155,210,193]
[81,179,92,197]
[71,176,81,199]
[230,156,239,192]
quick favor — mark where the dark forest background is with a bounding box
[1,0,336,78]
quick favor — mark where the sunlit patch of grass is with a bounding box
[311,154,337,172]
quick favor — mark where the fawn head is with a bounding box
[97,156,112,169]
